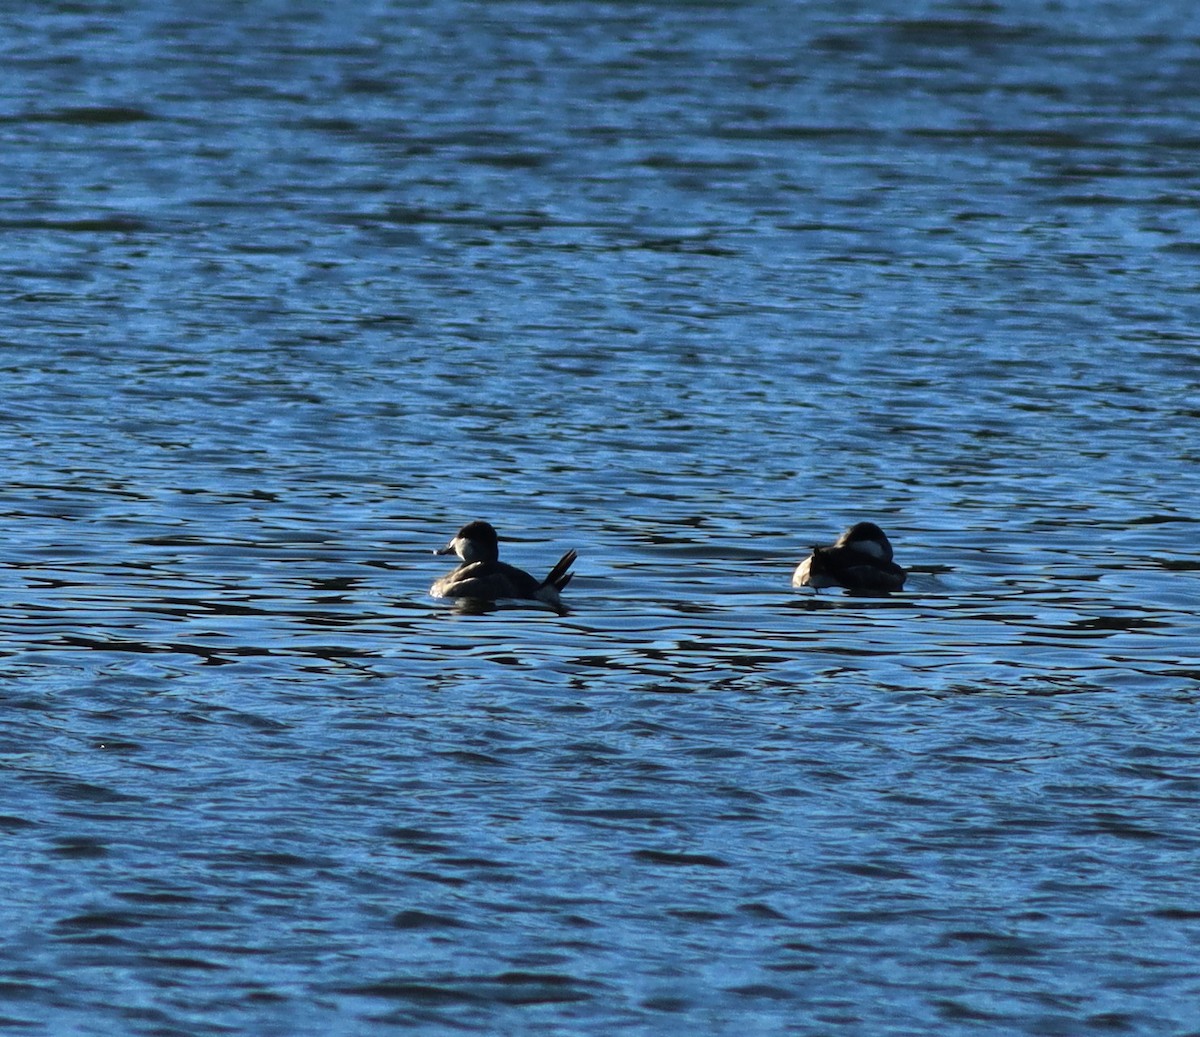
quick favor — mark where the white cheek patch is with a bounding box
[455,537,477,562]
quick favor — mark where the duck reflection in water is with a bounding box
[793,521,907,594]
[431,520,576,611]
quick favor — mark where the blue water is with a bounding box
[3,2,1200,1034]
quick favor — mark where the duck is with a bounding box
[792,521,907,593]
[431,520,576,607]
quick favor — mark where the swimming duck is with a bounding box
[431,520,576,607]
[792,521,907,593]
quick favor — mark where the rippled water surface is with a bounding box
[3,2,1200,1034]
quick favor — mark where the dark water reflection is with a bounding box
[3,0,1200,1034]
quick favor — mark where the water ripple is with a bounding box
[4,1,1200,1034]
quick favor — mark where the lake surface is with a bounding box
[3,1,1200,1034]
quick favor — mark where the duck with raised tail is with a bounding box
[431,520,576,607]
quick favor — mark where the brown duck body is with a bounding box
[793,521,907,593]
[431,520,576,606]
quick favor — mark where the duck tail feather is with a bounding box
[543,549,577,591]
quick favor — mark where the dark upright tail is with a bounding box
[542,549,577,592]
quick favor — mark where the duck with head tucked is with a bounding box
[793,521,907,594]
[431,520,576,608]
